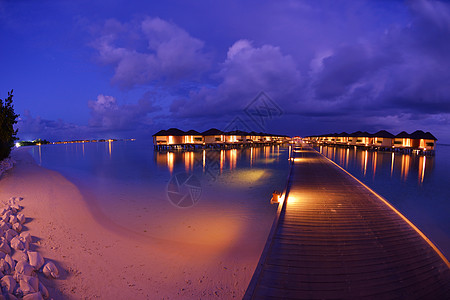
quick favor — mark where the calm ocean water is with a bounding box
[26,141,449,258]
[313,144,450,259]
[28,141,291,247]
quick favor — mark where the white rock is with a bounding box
[1,211,11,222]
[20,275,39,293]
[0,275,16,294]
[38,282,49,300]
[42,261,59,279]
[5,229,18,242]
[19,281,36,296]
[0,221,10,232]
[12,250,28,263]
[10,236,25,251]
[0,239,11,254]
[20,232,32,244]
[17,213,26,225]
[9,215,17,225]
[19,237,30,251]
[12,222,22,233]
[14,261,34,277]
[23,293,43,300]
[28,252,44,270]
[0,208,7,216]
[0,259,13,275]
[5,254,15,271]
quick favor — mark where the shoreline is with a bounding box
[0,149,275,299]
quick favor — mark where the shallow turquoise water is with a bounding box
[314,144,450,259]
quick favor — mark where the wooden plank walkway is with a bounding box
[245,145,450,299]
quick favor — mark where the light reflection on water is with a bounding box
[29,141,291,250]
[317,145,434,185]
[315,144,449,258]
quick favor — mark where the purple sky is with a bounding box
[1,0,450,143]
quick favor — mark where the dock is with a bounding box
[244,145,450,299]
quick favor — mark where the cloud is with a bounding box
[88,93,160,131]
[91,17,211,89]
[171,39,302,117]
[82,3,450,142]
[16,93,161,141]
[16,110,84,141]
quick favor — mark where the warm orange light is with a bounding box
[345,148,350,168]
[403,138,411,147]
[185,136,194,144]
[184,152,194,172]
[229,149,237,170]
[362,150,368,176]
[167,152,174,175]
[168,136,174,144]
[391,152,395,177]
[401,154,410,181]
[418,156,426,184]
[202,150,206,173]
[220,150,224,174]
[372,151,377,178]
[286,195,300,208]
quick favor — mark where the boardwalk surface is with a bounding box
[245,146,450,299]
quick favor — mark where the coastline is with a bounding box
[0,148,275,299]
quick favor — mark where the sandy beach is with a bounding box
[0,149,276,299]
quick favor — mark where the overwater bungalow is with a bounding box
[356,131,372,146]
[225,130,248,143]
[348,131,362,146]
[153,128,291,150]
[372,130,395,148]
[202,128,225,144]
[394,131,412,149]
[152,128,185,146]
[410,130,437,151]
[183,129,204,145]
[248,131,263,143]
[336,132,349,145]
[305,129,437,155]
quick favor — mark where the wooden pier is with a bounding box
[245,145,450,299]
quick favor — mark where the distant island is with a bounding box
[15,138,136,147]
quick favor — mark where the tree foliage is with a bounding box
[0,90,19,160]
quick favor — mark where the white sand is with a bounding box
[0,149,275,299]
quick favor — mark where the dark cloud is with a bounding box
[11,1,450,142]
[16,110,85,141]
[17,93,161,141]
[88,93,160,131]
[170,39,302,117]
[91,17,211,89]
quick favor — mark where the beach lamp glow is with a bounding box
[271,190,281,204]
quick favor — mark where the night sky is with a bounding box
[1,0,450,143]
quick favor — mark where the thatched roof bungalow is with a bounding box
[202,128,225,144]
[184,129,204,144]
[372,130,395,147]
